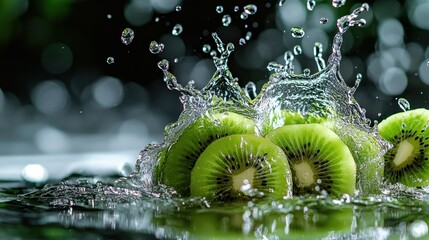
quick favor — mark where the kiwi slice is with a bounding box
[261,110,326,135]
[156,111,256,196]
[190,134,292,201]
[265,124,356,196]
[378,108,429,186]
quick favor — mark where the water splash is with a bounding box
[254,3,390,194]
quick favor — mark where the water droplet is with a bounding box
[239,38,246,45]
[293,45,302,55]
[267,62,284,73]
[157,59,169,71]
[240,12,249,20]
[175,5,181,11]
[378,113,382,117]
[106,57,114,64]
[320,17,328,24]
[313,42,326,71]
[172,24,183,35]
[243,4,257,15]
[155,17,160,22]
[398,98,410,112]
[332,0,346,8]
[245,31,252,41]
[210,50,217,57]
[21,164,49,184]
[121,28,134,45]
[222,15,232,26]
[149,40,165,54]
[303,68,311,76]
[279,0,286,6]
[107,14,112,19]
[216,5,224,14]
[234,6,240,12]
[174,58,178,63]
[307,0,316,11]
[291,27,305,38]
[426,60,429,66]
[202,44,211,53]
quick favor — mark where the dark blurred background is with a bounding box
[0,0,428,162]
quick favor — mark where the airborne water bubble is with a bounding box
[149,40,164,54]
[175,5,181,11]
[332,0,346,8]
[222,15,232,26]
[291,27,305,38]
[293,45,302,55]
[307,0,316,11]
[202,44,211,53]
[216,5,224,14]
[243,4,257,15]
[234,6,239,12]
[121,28,134,45]
[106,57,114,64]
[398,98,410,112]
[172,24,183,35]
[320,17,328,24]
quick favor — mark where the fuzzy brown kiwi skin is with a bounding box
[378,108,429,187]
[155,112,256,196]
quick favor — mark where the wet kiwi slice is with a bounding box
[156,112,256,196]
[190,134,292,201]
[261,110,326,135]
[378,108,429,186]
[265,124,356,196]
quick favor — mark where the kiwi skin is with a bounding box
[378,108,429,187]
[155,111,256,196]
[190,134,293,201]
[265,124,356,196]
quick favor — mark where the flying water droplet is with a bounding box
[155,17,160,22]
[107,14,112,19]
[267,62,284,73]
[172,24,183,35]
[157,59,169,71]
[320,17,328,24]
[291,27,305,38]
[175,5,181,11]
[245,31,252,41]
[279,0,286,7]
[216,5,224,14]
[243,4,258,15]
[174,58,178,63]
[240,12,248,20]
[350,73,362,94]
[239,38,246,45]
[121,28,135,45]
[307,0,316,11]
[427,60,429,66]
[398,98,410,112]
[336,3,369,33]
[222,15,232,26]
[234,6,240,12]
[149,40,165,54]
[202,44,211,53]
[332,0,346,8]
[210,50,217,57]
[106,57,114,64]
[293,45,302,55]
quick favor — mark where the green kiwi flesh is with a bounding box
[156,112,256,196]
[378,108,429,186]
[190,134,292,201]
[265,124,356,196]
[262,110,326,135]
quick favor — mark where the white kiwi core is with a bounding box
[393,139,414,167]
[293,161,315,187]
[232,168,255,191]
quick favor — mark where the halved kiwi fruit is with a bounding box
[155,111,256,196]
[378,108,429,186]
[190,134,292,201]
[265,124,356,196]
[261,110,326,135]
